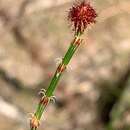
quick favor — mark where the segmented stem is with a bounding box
[30,33,82,130]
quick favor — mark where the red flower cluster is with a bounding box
[68,1,97,34]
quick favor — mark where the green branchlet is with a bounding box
[30,33,83,130]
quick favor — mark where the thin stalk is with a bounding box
[30,33,82,130]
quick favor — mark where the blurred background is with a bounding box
[0,0,130,130]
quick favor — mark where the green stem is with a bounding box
[31,33,82,130]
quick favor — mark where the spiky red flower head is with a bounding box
[68,0,97,34]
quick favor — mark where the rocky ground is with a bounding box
[0,0,130,130]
